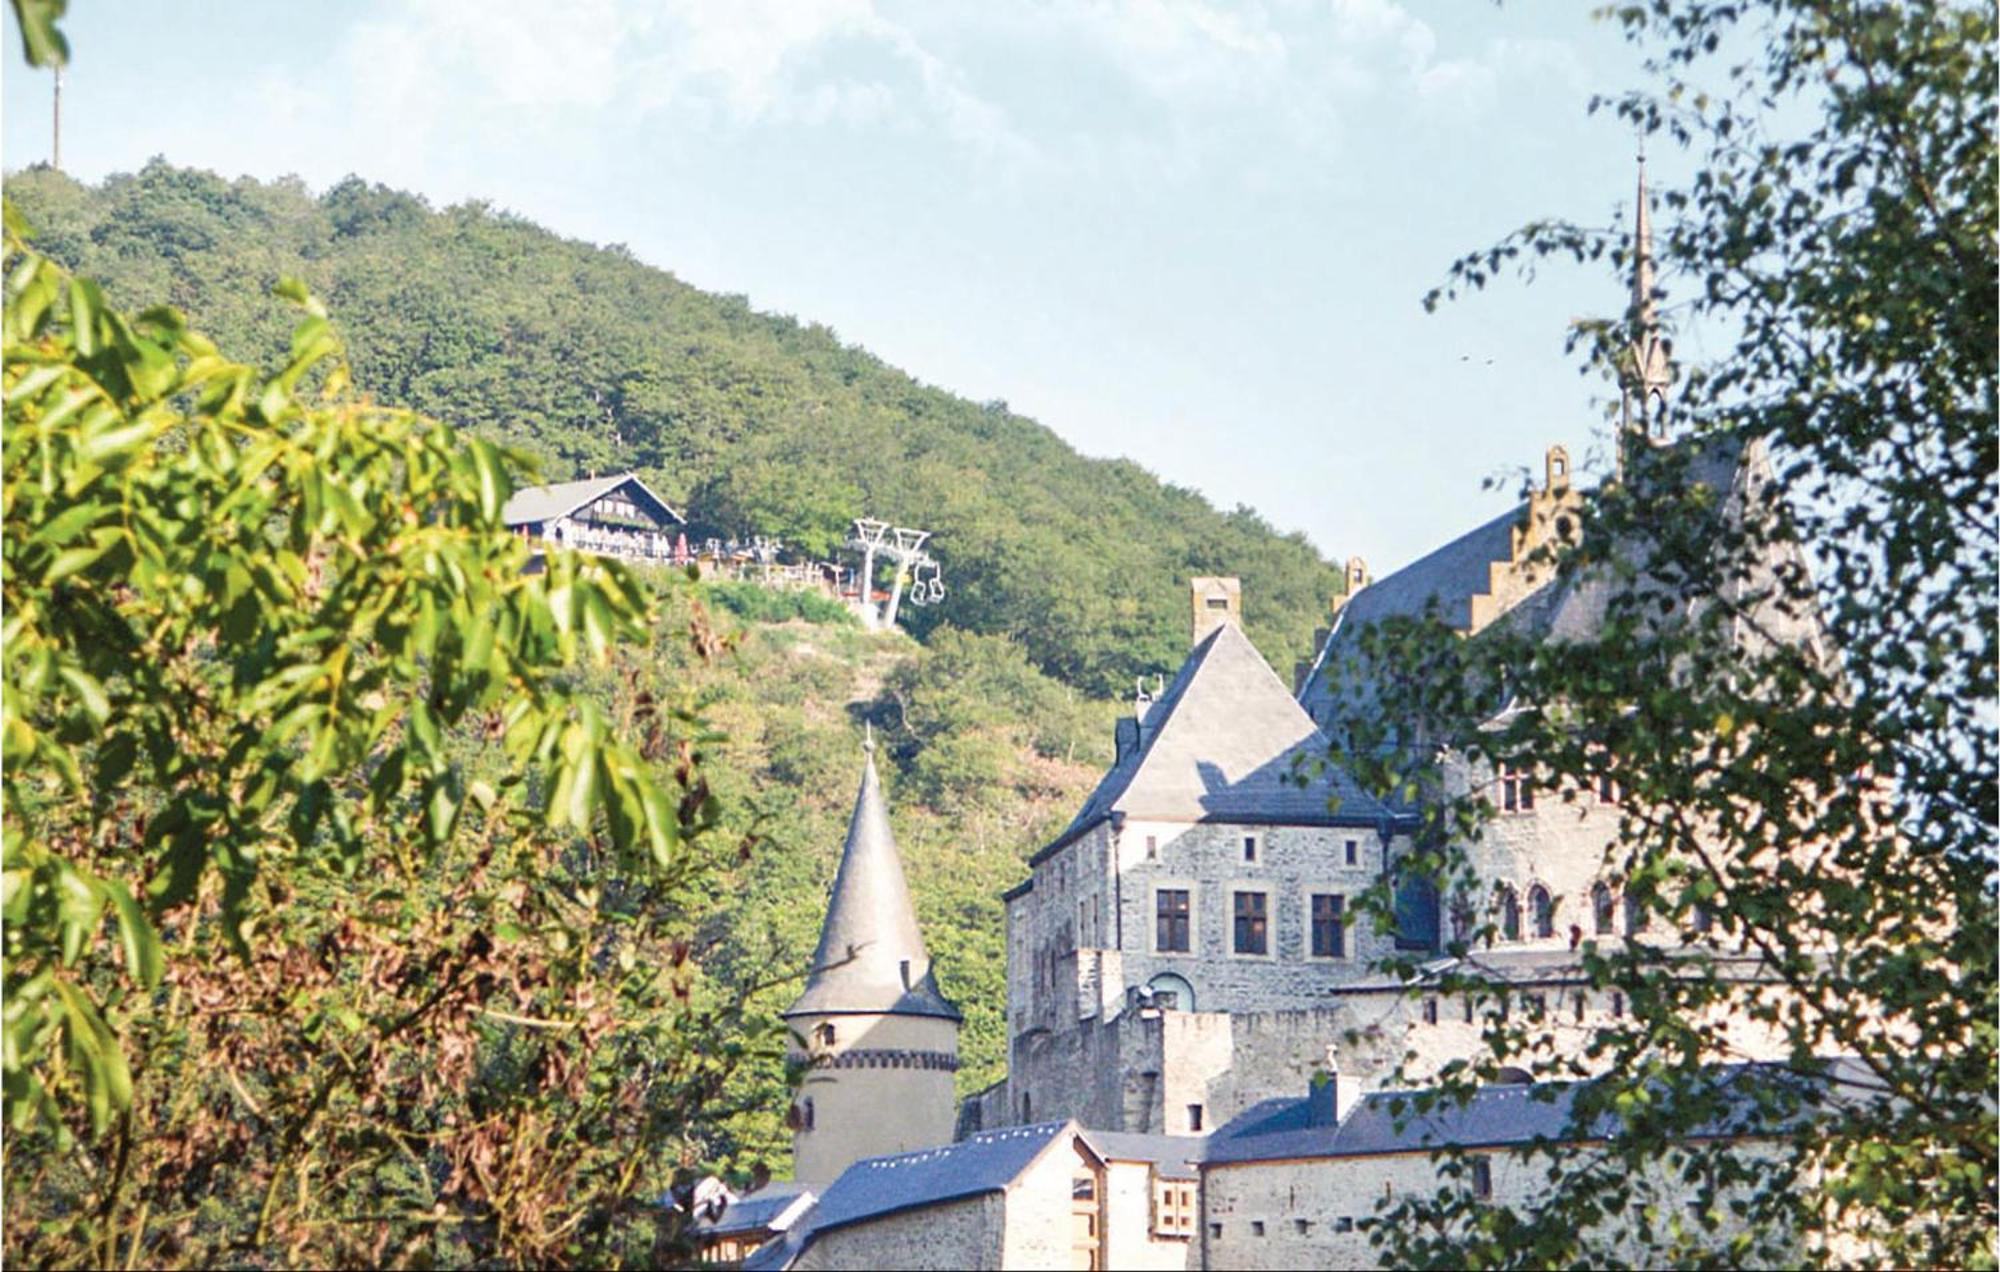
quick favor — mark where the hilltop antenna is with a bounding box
[51,65,62,172]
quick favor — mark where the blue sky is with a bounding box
[2,1,1690,578]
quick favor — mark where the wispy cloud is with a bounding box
[224,0,1580,197]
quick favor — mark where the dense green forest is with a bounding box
[3,161,1347,695]
[617,581,1115,1161]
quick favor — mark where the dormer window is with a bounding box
[814,1022,836,1048]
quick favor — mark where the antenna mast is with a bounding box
[51,65,63,172]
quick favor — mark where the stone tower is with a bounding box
[784,736,962,1192]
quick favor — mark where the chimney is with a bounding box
[1190,577,1242,646]
[1309,1047,1362,1127]
[1114,718,1140,763]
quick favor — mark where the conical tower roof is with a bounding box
[784,738,961,1022]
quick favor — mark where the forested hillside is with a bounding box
[629,583,1116,1163]
[4,161,1345,694]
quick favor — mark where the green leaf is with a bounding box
[103,882,162,989]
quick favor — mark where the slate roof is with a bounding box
[692,1183,813,1239]
[1298,433,1757,726]
[499,471,684,528]
[784,744,961,1021]
[1083,1129,1203,1180]
[1203,1059,1873,1167]
[1034,622,1395,867]
[743,1122,1075,1269]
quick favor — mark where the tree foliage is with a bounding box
[1,163,1345,696]
[1332,2,1994,1266]
[1,203,777,1265]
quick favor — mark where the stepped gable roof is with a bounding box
[500,471,685,528]
[1034,622,1390,866]
[1300,433,1757,724]
[784,743,961,1022]
[743,1122,1077,1270]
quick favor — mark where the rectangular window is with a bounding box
[1155,889,1191,953]
[1243,835,1258,862]
[1232,891,1269,955]
[1145,834,1158,860]
[1344,838,1359,865]
[1470,1158,1493,1199]
[1422,997,1439,1025]
[1251,1221,1266,1237]
[1501,764,1536,813]
[1151,1180,1196,1237]
[1310,893,1346,958]
[1187,1104,1204,1133]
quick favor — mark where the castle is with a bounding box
[705,162,1834,1270]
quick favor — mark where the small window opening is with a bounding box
[1145,834,1158,860]
[1187,1103,1204,1133]
[813,1022,836,1047]
[1208,1223,1222,1239]
[1250,1221,1265,1237]
[1243,835,1258,862]
[1344,838,1359,865]
[1293,1219,1311,1235]
[1501,763,1536,812]
[1470,1158,1493,1199]
[1422,997,1439,1025]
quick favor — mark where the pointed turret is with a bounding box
[784,737,960,1022]
[784,735,962,1192]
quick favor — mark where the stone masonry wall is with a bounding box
[792,1193,1003,1271]
[1203,1140,1801,1271]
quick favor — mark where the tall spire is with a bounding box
[1632,146,1657,331]
[784,738,961,1021]
[1622,144,1673,452]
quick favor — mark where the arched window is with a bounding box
[1530,885,1554,939]
[1497,886,1521,942]
[1624,891,1650,935]
[1592,883,1615,935]
[814,1022,836,1047]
